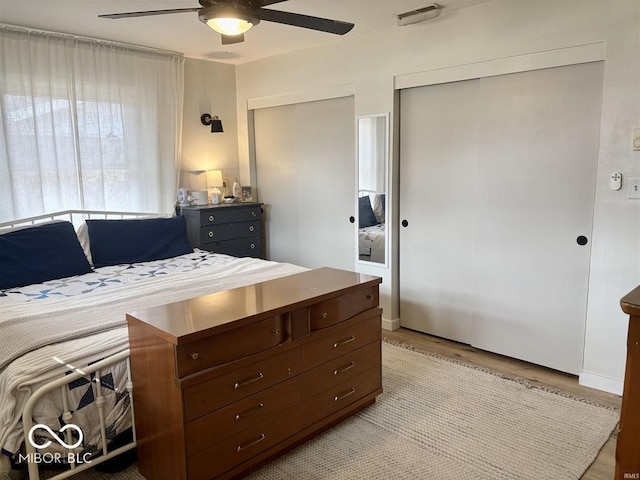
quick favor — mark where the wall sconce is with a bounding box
[201,113,224,133]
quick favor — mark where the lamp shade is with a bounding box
[206,170,223,187]
[210,116,224,133]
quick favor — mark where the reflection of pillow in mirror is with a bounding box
[373,193,385,223]
[359,195,378,228]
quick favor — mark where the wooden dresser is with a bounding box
[181,203,263,258]
[617,287,640,480]
[126,267,382,480]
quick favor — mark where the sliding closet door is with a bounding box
[399,62,603,374]
[253,96,355,269]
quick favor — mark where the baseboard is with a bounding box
[579,371,624,396]
[381,317,400,331]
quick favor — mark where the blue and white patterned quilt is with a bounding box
[0,249,232,303]
[0,250,307,458]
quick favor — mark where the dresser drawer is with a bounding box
[301,312,381,370]
[187,407,301,480]
[183,347,301,421]
[300,341,381,401]
[301,366,381,428]
[200,220,261,243]
[185,378,300,455]
[197,205,262,226]
[204,236,262,258]
[309,285,379,330]
[176,315,286,378]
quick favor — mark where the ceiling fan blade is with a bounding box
[98,8,200,20]
[221,33,245,44]
[259,0,288,6]
[260,8,354,35]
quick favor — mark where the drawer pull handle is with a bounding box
[189,353,199,360]
[234,372,264,389]
[272,328,280,335]
[333,336,355,348]
[334,387,356,402]
[235,402,264,421]
[366,294,373,300]
[250,243,256,249]
[208,231,214,238]
[208,215,214,222]
[249,225,255,232]
[251,211,257,217]
[333,362,355,376]
[236,433,266,453]
[321,312,328,319]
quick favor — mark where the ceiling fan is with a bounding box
[99,0,355,45]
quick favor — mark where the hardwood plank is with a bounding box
[383,328,621,480]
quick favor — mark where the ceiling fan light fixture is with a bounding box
[198,6,259,36]
[207,17,253,35]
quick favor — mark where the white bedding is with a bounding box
[0,250,306,456]
[359,223,385,264]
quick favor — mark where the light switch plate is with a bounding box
[628,178,640,199]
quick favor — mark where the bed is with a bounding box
[0,210,305,480]
[358,194,386,264]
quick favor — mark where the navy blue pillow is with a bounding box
[86,216,193,268]
[0,221,93,289]
[359,196,378,228]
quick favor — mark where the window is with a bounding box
[0,25,184,222]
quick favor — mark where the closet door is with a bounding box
[253,96,355,269]
[399,62,604,374]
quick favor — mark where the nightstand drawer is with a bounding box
[301,311,381,370]
[300,341,381,400]
[205,236,261,258]
[176,315,286,378]
[301,366,381,428]
[198,205,262,226]
[187,407,300,480]
[309,285,379,330]
[200,220,261,243]
[185,378,300,455]
[183,347,301,421]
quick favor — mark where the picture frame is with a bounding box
[241,186,253,202]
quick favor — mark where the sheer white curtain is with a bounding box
[358,117,385,194]
[0,25,184,222]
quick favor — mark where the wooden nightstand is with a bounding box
[181,203,263,258]
[126,267,382,480]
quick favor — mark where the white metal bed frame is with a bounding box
[0,210,161,480]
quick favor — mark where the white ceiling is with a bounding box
[0,0,491,64]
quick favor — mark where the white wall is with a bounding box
[181,58,240,187]
[234,0,640,392]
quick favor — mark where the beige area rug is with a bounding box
[33,340,619,480]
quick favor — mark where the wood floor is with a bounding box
[382,327,621,480]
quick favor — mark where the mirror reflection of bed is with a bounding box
[357,112,388,265]
[358,192,385,263]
